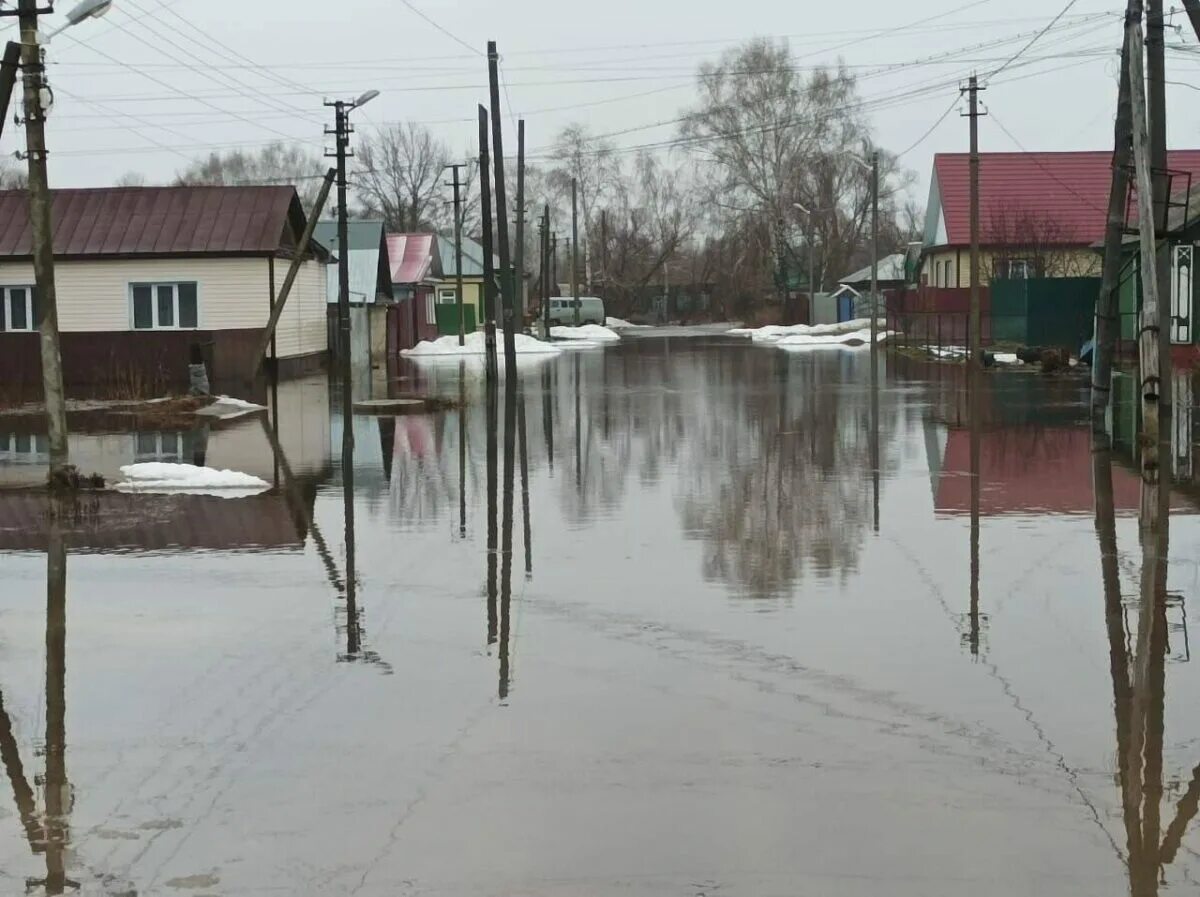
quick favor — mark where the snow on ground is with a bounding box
[728,318,886,343]
[114,462,270,498]
[774,329,890,350]
[195,395,267,421]
[551,324,621,342]
[401,331,562,357]
[605,316,650,329]
[922,346,1023,365]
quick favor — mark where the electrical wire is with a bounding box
[987,108,1107,213]
[989,0,1083,79]
[895,95,961,160]
[399,0,483,57]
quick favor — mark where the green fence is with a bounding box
[435,303,477,336]
[990,277,1099,349]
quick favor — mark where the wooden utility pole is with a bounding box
[477,105,498,382]
[1184,0,1200,38]
[963,75,986,367]
[541,206,551,336]
[515,120,525,327]
[487,42,517,372]
[869,151,880,356]
[1093,20,1136,427]
[571,178,580,326]
[1128,0,1164,501]
[600,209,608,305]
[1148,0,1171,411]
[17,0,69,482]
[551,232,558,295]
[445,163,467,345]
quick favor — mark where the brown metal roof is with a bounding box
[0,185,307,259]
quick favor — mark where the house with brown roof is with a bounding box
[0,185,330,391]
[920,150,1200,288]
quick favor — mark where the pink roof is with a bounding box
[933,150,1200,246]
[386,233,435,284]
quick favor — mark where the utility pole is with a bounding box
[963,75,986,367]
[16,0,69,482]
[870,150,880,356]
[571,178,580,326]
[487,41,517,372]
[551,232,558,295]
[1093,15,1136,427]
[1148,0,1170,412]
[600,209,608,306]
[541,206,551,336]
[0,41,18,143]
[445,163,467,346]
[1128,0,1165,509]
[515,119,525,327]
[477,105,498,382]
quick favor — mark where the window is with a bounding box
[426,293,436,325]
[438,289,458,304]
[0,286,37,332]
[135,431,193,462]
[0,432,48,463]
[1008,259,1033,280]
[131,282,198,330]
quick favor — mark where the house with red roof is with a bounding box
[0,185,330,392]
[921,150,1200,289]
[386,232,441,348]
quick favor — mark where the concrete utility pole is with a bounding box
[477,105,498,382]
[541,206,550,336]
[1128,0,1165,511]
[571,178,580,326]
[515,120,525,324]
[600,209,608,301]
[16,0,69,482]
[551,232,558,295]
[963,75,986,367]
[445,163,467,345]
[1093,18,1136,427]
[1148,0,1170,411]
[487,41,517,372]
[870,150,880,357]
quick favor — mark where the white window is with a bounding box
[438,289,458,304]
[1008,260,1033,280]
[0,432,48,463]
[0,286,36,332]
[130,282,198,330]
[426,293,436,325]
[135,431,192,462]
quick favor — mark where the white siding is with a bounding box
[273,259,327,358]
[0,256,326,359]
[0,258,269,332]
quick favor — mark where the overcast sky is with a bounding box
[1,0,1197,207]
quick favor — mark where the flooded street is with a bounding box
[2,335,1199,895]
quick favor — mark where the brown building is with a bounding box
[0,185,330,392]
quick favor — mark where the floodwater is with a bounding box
[0,334,1198,895]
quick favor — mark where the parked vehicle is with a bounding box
[548,296,605,326]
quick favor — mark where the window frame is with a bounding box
[129,281,200,331]
[0,285,36,333]
[438,288,458,304]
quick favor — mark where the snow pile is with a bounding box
[921,346,1022,365]
[114,462,270,498]
[551,324,621,342]
[401,331,562,357]
[775,328,890,350]
[195,395,267,421]
[606,316,650,330]
[729,318,886,343]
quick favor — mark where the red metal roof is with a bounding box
[0,185,304,259]
[386,233,435,284]
[933,150,1200,246]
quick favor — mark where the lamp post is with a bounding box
[0,0,117,484]
[843,151,880,351]
[793,202,818,315]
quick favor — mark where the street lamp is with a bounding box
[793,202,819,312]
[44,0,113,40]
[843,150,880,350]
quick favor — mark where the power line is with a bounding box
[987,108,1106,213]
[895,95,961,159]
[399,0,483,57]
[989,0,1083,79]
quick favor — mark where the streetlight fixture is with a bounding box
[353,89,379,108]
[44,0,113,40]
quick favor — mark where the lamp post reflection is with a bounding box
[499,375,518,700]
[966,364,983,657]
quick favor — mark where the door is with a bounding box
[1172,244,1193,344]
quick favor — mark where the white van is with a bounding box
[548,296,605,326]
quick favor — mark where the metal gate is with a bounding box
[1172,244,1193,344]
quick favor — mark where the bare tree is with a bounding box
[983,202,1097,280]
[548,124,619,283]
[354,122,452,233]
[114,171,147,188]
[0,156,27,190]
[175,141,326,211]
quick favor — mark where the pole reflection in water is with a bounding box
[870,346,880,533]
[1094,435,1200,895]
[32,502,75,894]
[486,363,499,648]
[542,362,554,475]
[574,352,582,497]
[517,383,532,578]
[967,363,983,657]
[499,374,518,700]
[459,360,467,539]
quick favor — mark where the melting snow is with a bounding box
[115,462,270,498]
[551,324,621,342]
[401,332,562,357]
